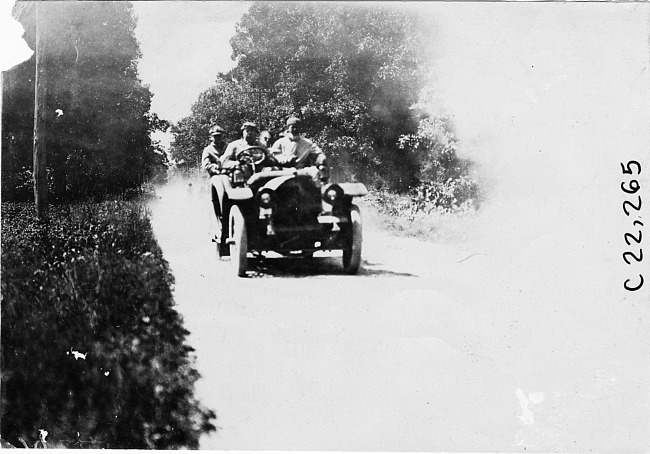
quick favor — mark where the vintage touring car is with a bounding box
[209,145,367,277]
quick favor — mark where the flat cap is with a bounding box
[209,125,225,135]
[241,121,259,131]
[286,116,301,126]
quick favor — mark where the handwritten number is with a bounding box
[621,180,640,194]
[623,249,643,265]
[621,161,643,291]
[623,197,642,216]
[625,231,642,246]
[621,161,642,175]
[624,274,644,291]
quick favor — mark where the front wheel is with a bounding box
[342,205,362,274]
[211,176,230,257]
[229,205,248,277]
[214,213,228,258]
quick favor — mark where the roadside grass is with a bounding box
[360,188,481,244]
[0,199,215,449]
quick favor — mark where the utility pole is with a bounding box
[246,88,276,128]
[33,1,48,220]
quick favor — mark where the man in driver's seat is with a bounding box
[209,122,266,251]
[220,121,267,170]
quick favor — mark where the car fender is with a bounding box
[338,182,368,197]
[261,175,295,191]
[225,186,254,201]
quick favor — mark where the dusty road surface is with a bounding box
[148,178,648,452]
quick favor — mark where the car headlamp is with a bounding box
[322,184,344,206]
[258,189,274,208]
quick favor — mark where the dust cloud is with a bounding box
[415,5,650,444]
[424,4,649,280]
[148,174,216,264]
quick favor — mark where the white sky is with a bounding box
[132,1,251,125]
[0,0,34,71]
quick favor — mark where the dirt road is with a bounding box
[148,178,648,452]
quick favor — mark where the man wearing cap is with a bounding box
[210,122,270,254]
[203,125,230,254]
[220,121,268,170]
[271,117,328,182]
[201,125,227,176]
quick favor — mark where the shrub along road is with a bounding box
[0,200,214,448]
[148,177,648,452]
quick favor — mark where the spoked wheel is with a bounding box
[229,205,248,277]
[211,180,230,258]
[342,204,362,274]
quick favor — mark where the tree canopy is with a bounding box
[171,2,428,189]
[2,2,168,203]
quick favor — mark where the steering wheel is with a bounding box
[236,146,267,166]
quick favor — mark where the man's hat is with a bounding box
[286,116,301,127]
[241,121,259,131]
[209,125,225,135]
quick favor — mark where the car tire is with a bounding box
[229,205,248,277]
[211,178,230,258]
[214,215,224,257]
[215,213,230,258]
[342,204,362,274]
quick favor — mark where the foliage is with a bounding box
[359,189,479,244]
[171,2,426,190]
[169,76,259,165]
[397,114,482,212]
[363,113,482,238]
[0,201,216,449]
[1,2,169,203]
[169,1,482,212]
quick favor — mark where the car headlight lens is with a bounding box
[258,189,274,208]
[322,184,344,206]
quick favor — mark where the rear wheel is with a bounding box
[342,204,362,274]
[229,205,248,277]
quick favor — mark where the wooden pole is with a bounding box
[246,88,275,129]
[257,91,262,128]
[33,1,48,220]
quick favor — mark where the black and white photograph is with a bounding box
[1,1,649,451]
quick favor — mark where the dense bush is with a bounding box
[0,201,215,449]
[396,114,483,213]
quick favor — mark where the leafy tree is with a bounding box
[1,2,168,202]
[170,2,480,204]
[172,2,427,190]
[169,75,259,165]
[231,2,427,188]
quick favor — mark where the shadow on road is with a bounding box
[242,256,417,278]
[357,260,418,278]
